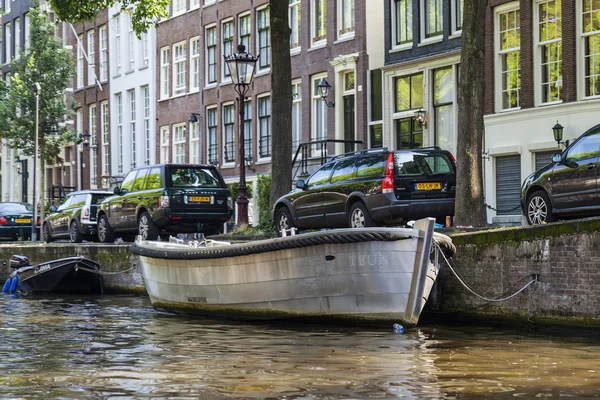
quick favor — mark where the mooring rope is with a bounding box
[75,265,136,275]
[434,241,537,302]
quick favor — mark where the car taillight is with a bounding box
[227,196,233,210]
[81,206,90,221]
[0,217,7,225]
[36,218,41,226]
[382,153,395,193]
[448,152,456,163]
[159,196,170,208]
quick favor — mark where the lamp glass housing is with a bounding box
[225,44,258,86]
[552,122,564,143]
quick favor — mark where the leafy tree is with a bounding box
[454,0,488,227]
[0,4,76,163]
[49,0,168,37]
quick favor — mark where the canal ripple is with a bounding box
[1,295,599,399]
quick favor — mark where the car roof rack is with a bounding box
[330,147,389,161]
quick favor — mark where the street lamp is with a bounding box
[317,78,335,108]
[78,130,91,147]
[224,43,258,226]
[31,82,41,241]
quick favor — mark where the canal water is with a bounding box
[1,295,599,399]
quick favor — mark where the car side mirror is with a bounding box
[113,187,121,195]
[49,205,57,213]
[296,180,306,189]
[551,153,562,163]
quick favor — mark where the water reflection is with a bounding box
[1,295,599,399]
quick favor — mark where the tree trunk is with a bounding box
[268,1,293,209]
[455,0,488,227]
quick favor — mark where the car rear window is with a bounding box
[167,166,223,188]
[0,203,33,213]
[90,194,110,204]
[355,154,386,178]
[394,152,454,176]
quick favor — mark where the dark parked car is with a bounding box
[272,147,456,235]
[43,190,113,243]
[521,124,600,225]
[0,202,39,241]
[97,164,233,242]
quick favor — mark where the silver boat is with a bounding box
[130,218,455,327]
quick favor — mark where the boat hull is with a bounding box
[132,218,454,326]
[15,257,104,294]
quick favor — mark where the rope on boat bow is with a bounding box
[433,241,538,303]
[74,265,136,275]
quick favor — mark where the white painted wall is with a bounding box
[366,0,385,70]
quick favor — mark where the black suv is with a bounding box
[272,147,456,234]
[97,164,233,242]
[43,190,113,243]
[521,123,600,225]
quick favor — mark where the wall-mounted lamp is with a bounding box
[245,156,256,173]
[77,131,92,147]
[91,143,98,151]
[552,121,569,148]
[317,78,335,108]
[189,113,201,123]
[414,109,427,127]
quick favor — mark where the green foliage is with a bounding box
[228,182,254,201]
[50,0,169,37]
[256,173,273,230]
[0,4,76,162]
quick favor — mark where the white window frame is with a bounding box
[160,126,170,163]
[190,36,200,91]
[239,13,251,54]
[243,100,253,163]
[4,22,10,63]
[173,0,186,16]
[311,0,327,48]
[172,123,186,163]
[534,0,563,106]
[206,106,218,164]
[143,86,151,164]
[292,79,302,153]
[87,30,96,86]
[391,0,413,51]
[256,7,271,71]
[191,0,200,9]
[451,0,463,36]
[101,101,110,177]
[24,13,31,49]
[311,73,328,154]
[257,94,272,160]
[115,15,122,75]
[189,119,200,163]
[337,0,355,40]
[160,47,170,99]
[494,2,521,112]
[99,26,108,81]
[205,25,217,85]
[172,41,187,95]
[77,33,84,88]
[222,102,236,165]
[222,19,234,81]
[116,93,123,174]
[420,0,444,44]
[141,32,149,68]
[129,89,137,168]
[579,0,600,99]
[289,0,301,53]
[128,21,135,71]
[5,0,10,14]
[14,17,20,57]
[89,104,98,189]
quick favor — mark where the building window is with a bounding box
[239,14,251,53]
[24,13,31,49]
[311,0,327,45]
[537,0,562,104]
[191,0,200,8]
[141,32,149,67]
[190,36,200,90]
[89,104,97,188]
[222,20,234,79]
[189,119,200,164]
[160,47,169,99]
[396,118,423,149]
[101,101,110,177]
[292,80,302,152]
[99,26,108,81]
[369,69,383,148]
[129,89,137,168]
[312,75,328,147]
[244,100,252,162]
[116,93,123,174]
[4,22,10,62]
[87,30,95,86]
[115,15,122,74]
[173,41,186,95]
[143,86,151,165]
[582,0,600,97]
[4,0,9,14]
[128,22,135,71]
[14,18,20,56]
[77,33,84,88]
[338,0,355,37]
[393,0,413,47]
[258,96,271,158]
[342,71,356,153]
[173,0,185,15]
[290,0,301,50]
[394,73,423,112]
[424,0,443,38]
[257,8,270,69]
[433,66,456,153]
[160,126,169,163]
[206,26,217,84]
[453,0,463,32]
[207,107,218,164]
[173,124,186,163]
[223,104,235,162]
[497,6,521,110]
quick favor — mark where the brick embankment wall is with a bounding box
[0,243,145,294]
[440,218,600,328]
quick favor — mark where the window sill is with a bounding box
[539,100,563,107]
[389,43,413,53]
[188,88,200,94]
[256,157,272,164]
[158,97,170,102]
[255,69,270,78]
[125,69,135,75]
[334,34,355,44]
[418,35,443,47]
[290,47,301,56]
[112,73,121,80]
[221,77,232,86]
[204,83,218,90]
[170,92,188,99]
[221,162,235,169]
[171,10,186,18]
[448,31,462,40]
[138,65,149,71]
[309,41,327,51]
[497,106,521,113]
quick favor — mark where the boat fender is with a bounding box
[9,275,18,294]
[2,278,11,294]
[393,323,405,334]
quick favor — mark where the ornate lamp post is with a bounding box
[224,43,258,226]
[31,82,41,241]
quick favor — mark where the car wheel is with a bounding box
[349,202,375,228]
[274,207,295,237]
[43,223,53,242]
[69,221,83,243]
[526,191,556,225]
[138,212,159,241]
[98,214,116,243]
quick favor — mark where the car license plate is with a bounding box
[16,218,31,223]
[415,182,441,190]
[189,196,211,203]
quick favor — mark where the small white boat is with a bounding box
[130,218,455,327]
